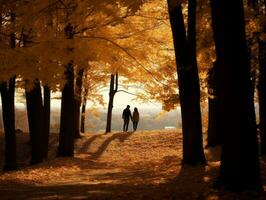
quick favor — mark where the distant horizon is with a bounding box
[0,104,182,133]
[11,102,181,114]
[7,87,166,111]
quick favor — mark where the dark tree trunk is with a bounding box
[58,23,75,157]
[210,0,262,190]
[0,12,17,171]
[206,63,222,147]
[81,88,88,133]
[80,100,86,133]
[105,73,118,133]
[26,80,45,164]
[167,0,206,165]
[80,96,87,133]
[0,77,17,171]
[58,63,75,157]
[26,86,33,144]
[73,98,80,138]
[74,68,84,138]
[43,85,50,158]
[257,0,266,155]
[258,40,266,155]
[42,1,52,158]
[207,98,222,147]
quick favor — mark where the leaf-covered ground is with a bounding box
[0,130,265,199]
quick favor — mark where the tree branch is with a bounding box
[117,90,137,96]
[76,35,168,86]
[114,72,118,92]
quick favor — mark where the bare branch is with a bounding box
[117,90,137,96]
[76,35,167,87]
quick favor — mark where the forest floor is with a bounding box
[0,130,265,199]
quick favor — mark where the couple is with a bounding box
[122,105,139,132]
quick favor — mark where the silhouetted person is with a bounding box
[132,107,139,131]
[122,105,132,132]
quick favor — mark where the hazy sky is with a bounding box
[8,87,162,111]
[101,89,161,110]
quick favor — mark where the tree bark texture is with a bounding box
[26,80,45,164]
[210,0,261,190]
[105,73,118,133]
[167,0,206,165]
[0,77,17,170]
[58,63,75,156]
[74,68,84,138]
[43,85,51,158]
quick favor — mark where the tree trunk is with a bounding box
[105,73,118,133]
[58,23,75,157]
[167,0,206,165]
[258,40,266,155]
[106,93,115,133]
[207,98,221,147]
[0,77,17,171]
[81,100,87,133]
[43,85,50,158]
[81,88,88,133]
[206,62,222,147]
[73,97,80,139]
[0,12,17,171]
[210,0,261,190]
[74,68,84,138]
[58,63,75,156]
[25,80,45,164]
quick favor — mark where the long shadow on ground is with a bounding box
[0,163,264,200]
[0,133,265,199]
[87,132,134,159]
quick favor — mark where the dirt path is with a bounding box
[0,131,265,199]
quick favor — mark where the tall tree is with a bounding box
[0,12,17,171]
[25,80,45,164]
[257,1,266,155]
[258,38,266,155]
[0,77,16,170]
[206,62,222,147]
[42,0,53,159]
[167,0,206,165]
[74,68,84,138]
[80,87,88,133]
[22,27,47,164]
[58,23,75,157]
[43,85,51,158]
[105,72,118,133]
[210,0,261,190]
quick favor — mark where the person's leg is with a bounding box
[133,122,136,131]
[125,120,129,131]
[123,121,126,132]
[136,121,138,130]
